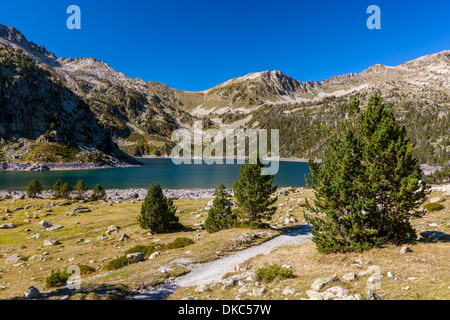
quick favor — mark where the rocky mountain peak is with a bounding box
[0,24,56,59]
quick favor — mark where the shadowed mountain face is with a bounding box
[0,24,448,165]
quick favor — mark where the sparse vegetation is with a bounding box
[255,264,294,283]
[45,270,70,288]
[424,203,444,212]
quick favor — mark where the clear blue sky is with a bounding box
[1,0,449,91]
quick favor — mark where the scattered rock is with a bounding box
[252,285,266,297]
[306,290,324,300]
[342,273,357,282]
[126,252,145,263]
[238,284,252,294]
[311,275,338,291]
[429,197,443,203]
[24,286,41,299]
[0,223,16,229]
[72,206,91,213]
[45,225,64,231]
[119,233,129,241]
[366,289,380,300]
[282,286,295,295]
[43,237,61,246]
[107,225,120,232]
[5,253,23,264]
[321,286,349,300]
[194,284,210,293]
[149,251,161,259]
[400,246,412,254]
[39,220,52,228]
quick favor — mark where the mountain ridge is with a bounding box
[0,24,448,166]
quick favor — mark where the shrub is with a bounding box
[165,237,194,249]
[424,203,444,212]
[27,179,44,198]
[78,264,96,275]
[46,270,70,288]
[256,265,294,283]
[104,255,132,271]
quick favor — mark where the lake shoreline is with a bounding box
[0,160,142,172]
[0,187,241,200]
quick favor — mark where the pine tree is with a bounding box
[205,184,236,233]
[73,180,88,200]
[52,180,62,198]
[304,93,428,253]
[233,155,278,226]
[27,179,44,198]
[137,183,179,233]
[60,183,73,199]
[90,184,106,201]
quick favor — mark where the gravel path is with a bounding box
[127,225,312,300]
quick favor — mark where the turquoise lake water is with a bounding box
[0,158,311,190]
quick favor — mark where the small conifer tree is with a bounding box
[90,184,106,201]
[137,183,179,233]
[52,180,62,198]
[60,183,73,199]
[233,155,277,226]
[73,180,88,199]
[205,184,236,233]
[27,179,44,198]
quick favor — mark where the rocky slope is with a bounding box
[0,24,448,166]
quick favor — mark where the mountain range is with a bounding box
[0,24,448,166]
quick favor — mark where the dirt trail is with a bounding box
[128,225,312,300]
